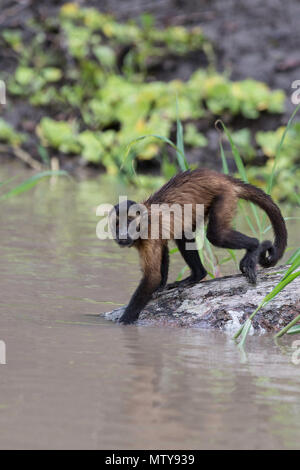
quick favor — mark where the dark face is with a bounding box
[109,199,142,248]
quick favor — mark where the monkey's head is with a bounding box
[109,199,146,248]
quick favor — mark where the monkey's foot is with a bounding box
[155,285,166,294]
[240,253,258,285]
[166,273,206,290]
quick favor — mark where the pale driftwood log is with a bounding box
[105,265,300,334]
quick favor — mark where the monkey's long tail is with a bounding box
[235,180,287,267]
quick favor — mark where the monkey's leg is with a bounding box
[167,237,207,289]
[158,244,169,290]
[207,195,259,284]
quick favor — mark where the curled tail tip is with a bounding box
[259,239,285,268]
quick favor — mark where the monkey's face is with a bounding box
[109,200,146,248]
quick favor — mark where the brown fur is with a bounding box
[145,169,285,243]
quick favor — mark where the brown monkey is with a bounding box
[109,169,287,324]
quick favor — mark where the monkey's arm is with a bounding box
[118,274,161,324]
[119,241,163,324]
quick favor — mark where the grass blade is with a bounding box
[286,324,300,335]
[219,137,229,175]
[280,254,300,282]
[267,102,300,194]
[176,97,188,171]
[0,170,69,200]
[275,314,300,338]
[234,269,300,342]
[238,318,253,348]
[286,248,300,265]
[216,120,248,182]
[122,134,188,172]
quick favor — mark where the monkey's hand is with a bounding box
[118,312,136,325]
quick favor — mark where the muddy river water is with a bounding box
[0,164,299,449]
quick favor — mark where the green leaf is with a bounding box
[77,130,104,163]
[37,118,80,154]
[42,68,63,82]
[0,118,26,146]
[184,124,208,148]
[287,325,300,335]
[275,314,300,338]
[15,66,35,86]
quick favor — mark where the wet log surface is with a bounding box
[105,265,300,334]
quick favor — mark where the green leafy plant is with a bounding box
[0,4,292,188]
[0,119,26,146]
[37,117,81,154]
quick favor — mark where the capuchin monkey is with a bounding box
[109,169,287,325]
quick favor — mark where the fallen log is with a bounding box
[105,265,300,334]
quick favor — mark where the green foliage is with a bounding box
[2,29,22,51]
[247,120,300,203]
[184,123,208,147]
[37,118,81,154]
[0,3,290,182]
[0,119,26,146]
[201,75,285,118]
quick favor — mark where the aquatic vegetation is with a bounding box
[1,3,294,190]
